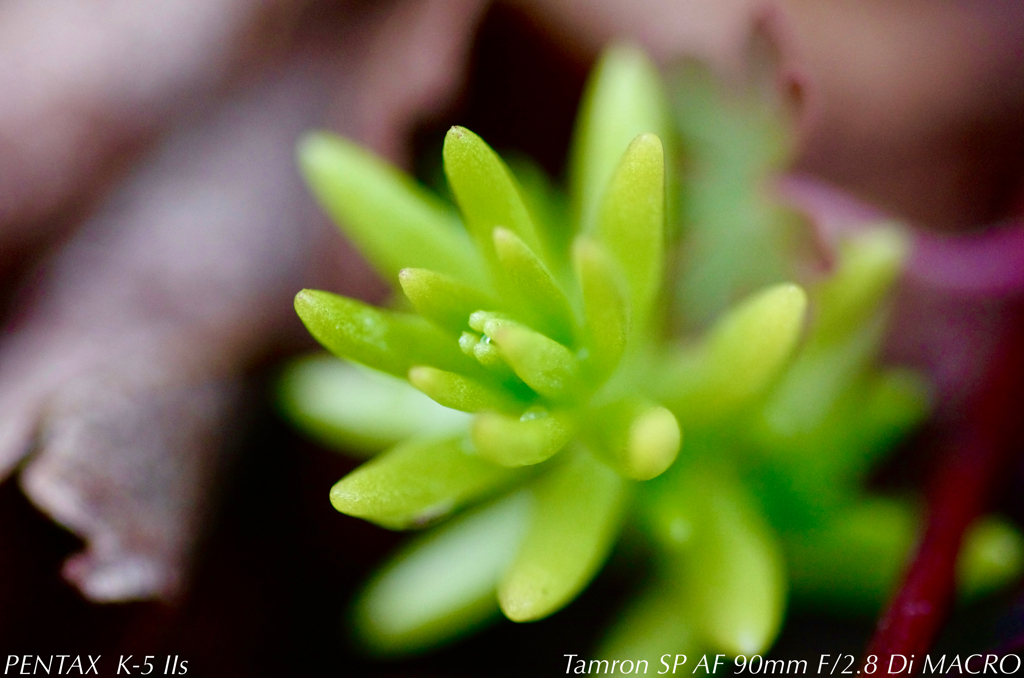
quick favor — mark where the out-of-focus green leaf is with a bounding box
[498,451,627,621]
[298,132,486,288]
[823,369,931,483]
[598,587,701,672]
[785,499,916,614]
[671,62,795,325]
[278,355,470,456]
[758,316,882,439]
[675,463,786,656]
[813,227,907,345]
[858,369,931,437]
[661,283,807,424]
[329,436,523,529]
[746,366,928,535]
[788,502,1024,614]
[958,517,1024,600]
[295,290,480,379]
[756,228,907,439]
[571,45,670,235]
[355,492,531,654]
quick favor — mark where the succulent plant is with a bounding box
[279,45,1024,659]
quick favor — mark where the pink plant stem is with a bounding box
[864,310,1024,674]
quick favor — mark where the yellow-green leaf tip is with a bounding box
[625,406,682,481]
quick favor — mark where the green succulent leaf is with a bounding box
[278,355,470,456]
[571,44,670,234]
[661,282,807,424]
[674,463,786,656]
[585,399,682,481]
[596,133,665,331]
[785,499,915,614]
[757,230,907,437]
[598,587,702,670]
[861,369,931,437]
[355,491,531,654]
[498,450,627,621]
[492,226,576,345]
[298,132,486,288]
[398,268,498,334]
[443,126,543,265]
[812,226,908,346]
[758,319,881,439]
[471,410,576,467]
[295,290,481,379]
[816,369,931,484]
[506,154,572,261]
[574,238,629,379]
[329,436,523,529]
[408,366,522,414]
[477,316,580,399]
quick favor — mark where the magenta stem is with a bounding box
[864,311,1024,673]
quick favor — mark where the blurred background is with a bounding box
[1,0,1024,675]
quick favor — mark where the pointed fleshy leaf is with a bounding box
[355,492,531,654]
[759,314,882,437]
[661,283,807,423]
[329,436,522,529]
[677,464,786,656]
[757,229,911,440]
[443,126,542,262]
[585,399,681,481]
[816,369,931,482]
[498,451,627,621]
[295,290,479,379]
[278,355,470,456]
[813,227,907,345]
[574,238,629,379]
[471,410,575,467]
[595,133,665,329]
[492,227,576,345]
[570,44,670,234]
[408,366,521,414]
[398,268,498,334]
[479,316,579,399]
[298,132,486,288]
